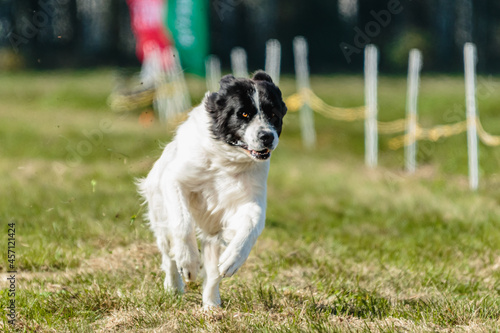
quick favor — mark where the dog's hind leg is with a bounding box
[156,233,184,293]
[201,240,222,308]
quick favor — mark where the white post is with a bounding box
[169,48,191,114]
[464,43,479,190]
[265,39,281,85]
[151,47,191,123]
[293,36,316,149]
[230,47,249,78]
[364,45,378,168]
[205,55,221,92]
[146,47,170,123]
[405,49,423,173]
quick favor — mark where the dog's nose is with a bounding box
[259,131,274,147]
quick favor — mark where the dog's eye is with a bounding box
[238,110,252,119]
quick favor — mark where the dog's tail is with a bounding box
[135,177,147,200]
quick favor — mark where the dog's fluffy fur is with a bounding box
[138,71,287,308]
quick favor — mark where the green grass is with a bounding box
[1,70,500,332]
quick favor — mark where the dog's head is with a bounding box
[205,71,287,161]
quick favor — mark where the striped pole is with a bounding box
[230,47,249,78]
[293,36,316,149]
[265,39,281,85]
[364,45,378,168]
[464,43,479,190]
[205,55,221,92]
[405,49,423,173]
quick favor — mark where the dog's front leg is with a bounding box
[164,182,200,282]
[218,203,265,278]
[202,240,222,308]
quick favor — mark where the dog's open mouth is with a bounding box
[245,148,271,160]
[228,141,272,160]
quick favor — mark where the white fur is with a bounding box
[138,96,275,308]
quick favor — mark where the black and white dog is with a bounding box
[138,71,287,308]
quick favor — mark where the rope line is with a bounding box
[285,88,500,148]
[476,119,500,146]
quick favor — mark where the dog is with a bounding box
[137,71,287,308]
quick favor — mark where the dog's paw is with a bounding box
[218,247,249,278]
[164,276,184,294]
[174,245,200,282]
[202,303,221,312]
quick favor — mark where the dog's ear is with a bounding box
[252,71,273,84]
[281,100,288,117]
[219,74,236,90]
[205,92,224,114]
[206,75,238,113]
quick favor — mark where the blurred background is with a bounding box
[2,0,500,74]
[3,2,500,330]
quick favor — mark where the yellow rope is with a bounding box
[284,88,500,149]
[286,88,365,121]
[377,119,407,134]
[476,119,500,146]
[308,92,366,121]
[388,118,500,149]
[286,89,407,133]
[108,83,185,113]
[108,88,155,112]
[387,121,468,149]
[284,92,303,112]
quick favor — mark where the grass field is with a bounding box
[1,70,500,332]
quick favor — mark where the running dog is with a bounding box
[138,71,287,308]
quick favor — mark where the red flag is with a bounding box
[127,0,172,63]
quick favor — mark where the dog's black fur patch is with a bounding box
[205,71,287,146]
[253,73,287,137]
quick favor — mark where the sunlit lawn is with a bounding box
[1,70,500,332]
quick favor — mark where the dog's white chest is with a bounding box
[186,163,268,237]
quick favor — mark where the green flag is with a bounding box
[166,0,209,76]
